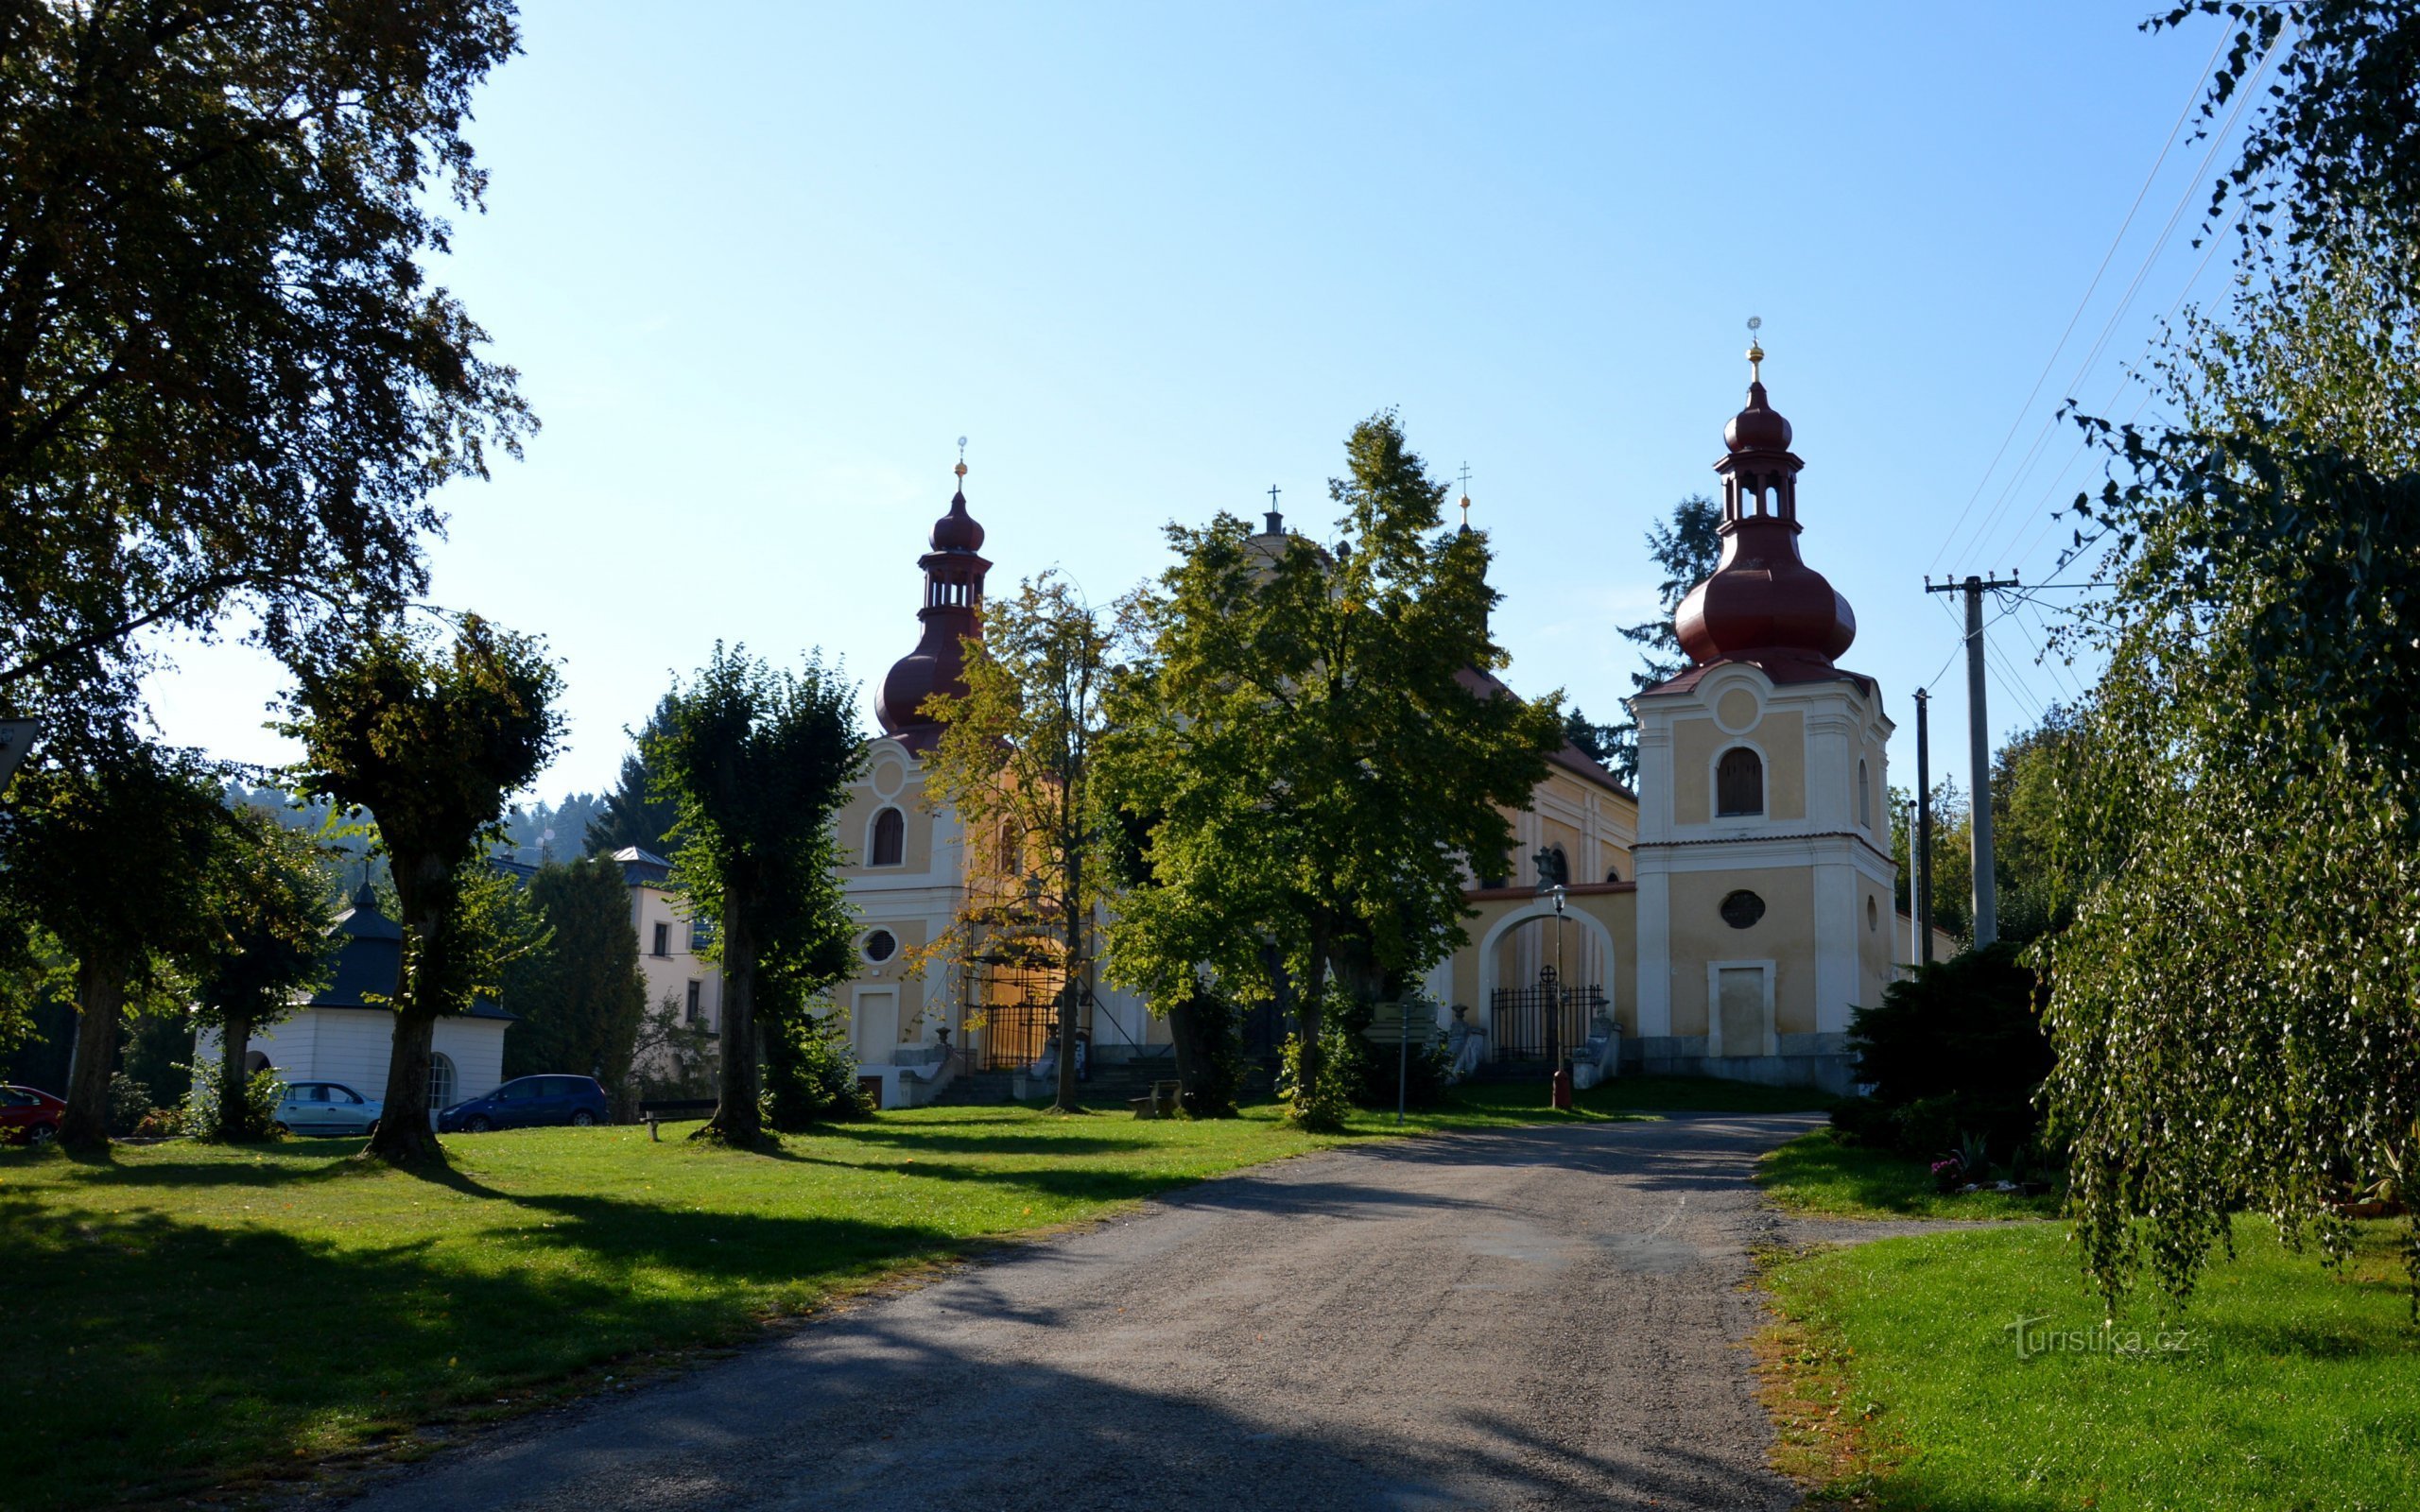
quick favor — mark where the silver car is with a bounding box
[273,1081,383,1137]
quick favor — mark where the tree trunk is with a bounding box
[364,852,447,1163]
[1168,990,1236,1118]
[1054,891,1081,1112]
[703,903,762,1143]
[364,1009,443,1161]
[216,1005,254,1141]
[60,954,126,1152]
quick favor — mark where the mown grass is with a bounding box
[0,1075,1801,1508]
[1759,1218,2420,1510]
[1757,1128,2060,1220]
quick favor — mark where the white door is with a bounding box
[854,988,899,1063]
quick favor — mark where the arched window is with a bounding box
[1604,864,1622,884]
[1858,759,1872,829]
[1716,747,1765,817]
[427,1053,457,1112]
[870,807,905,867]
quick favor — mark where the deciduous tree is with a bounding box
[0,3,530,755]
[922,574,1117,1113]
[648,646,859,1145]
[1105,412,1561,1128]
[280,613,561,1162]
[190,805,340,1141]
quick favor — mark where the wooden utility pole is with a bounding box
[1924,572,2019,948]
[1913,687,1934,965]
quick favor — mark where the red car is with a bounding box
[1,1084,64,1146]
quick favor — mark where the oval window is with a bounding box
[1720,890,1766,930]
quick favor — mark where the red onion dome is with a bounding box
[1671,349,1857,670]
[931,489,985,552]
[876,465,991,753]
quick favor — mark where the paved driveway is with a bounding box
[347,1113,1824,1512]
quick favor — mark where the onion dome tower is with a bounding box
[875,448,991,754]
[1669,335,1858,682]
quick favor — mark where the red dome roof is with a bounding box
[1670,366,1857,671]
[876,477,991,753]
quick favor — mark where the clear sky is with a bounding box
[147,2,2247,807]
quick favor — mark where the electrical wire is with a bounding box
[1926,26,2229,576]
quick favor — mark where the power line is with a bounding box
[1951,36,2282,573]
[1926,26,2229,575]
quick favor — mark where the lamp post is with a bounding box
[1550,883,1567,1064]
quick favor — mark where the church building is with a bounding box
[828,345,1907,1102]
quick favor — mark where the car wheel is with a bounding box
[465,1114,493,1133]
[29,1122,56,1148]
[570,1109,597,1127]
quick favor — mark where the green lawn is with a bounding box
[1760,1219,2420,1510]
[1757,1128,2060,1220]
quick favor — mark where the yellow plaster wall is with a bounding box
[1667,868,1817,1036]
[1450,891,1638,1036]
[843,916,938,1040]
[835,780,937,875]
[1673,709,1806,823]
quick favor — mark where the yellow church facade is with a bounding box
[827,352,1909,1103]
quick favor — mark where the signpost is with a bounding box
[1360,999,1440,1125]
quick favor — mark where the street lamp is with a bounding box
[1550,883,1567,1068]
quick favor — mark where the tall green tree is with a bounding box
[923,574,1117,1113]
[0,4,530,755]
[1573,493,1721,785]
[500,856,648,1094]
[281,613,562,1162]
[2043,9,2420,1299]
[1104,412,1563,1128]
[648,646,860,1145]
[0,744,234,1149]
[190,805,340,1141]
[583,696,680,856]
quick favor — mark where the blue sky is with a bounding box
[148,2,2246,804]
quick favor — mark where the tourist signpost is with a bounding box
[1360,999,1440,1125]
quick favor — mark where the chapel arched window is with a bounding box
[1716,747,1765,818]
[870,807,906,867]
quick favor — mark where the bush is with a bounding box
[1827,1093,1896,1147]
[1277,1029,1351,1132]
[185,1064,285,1143]
[761,1009,873,1131]
[1327,995,1452,1112]
[1846,942,2052,1162]
[105,1073,154,1136]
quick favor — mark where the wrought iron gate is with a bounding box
[1487,966,1604,1065]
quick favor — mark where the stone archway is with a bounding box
[1477,900,1618,1005]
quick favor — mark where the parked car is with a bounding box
[439,1074,609,1133]
[273,1081,383,1137]
[1,1084,64,1146]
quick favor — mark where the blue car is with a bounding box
[439,1074,610,1133]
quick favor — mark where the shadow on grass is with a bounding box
[1757,1129,2059,1219]
[0,1187,967,1511]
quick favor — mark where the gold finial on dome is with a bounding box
[1457,461,1473,532]
[954,434,968,481]
[1746,316,1765,384]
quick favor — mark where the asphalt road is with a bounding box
[345,1112,1825,1512]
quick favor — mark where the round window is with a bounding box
[863,929,898,963]
[1720,890,1766,930]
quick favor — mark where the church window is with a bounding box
[1720,890,1766,930]
[870,807,906,867]
[1716,747,1764,817]
[1604,864,1622,884]
[1867,896,1878,933]
[1858,759,1872,829]
[863,928,898,963]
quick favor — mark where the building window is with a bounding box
[863,928,898,964]
[1858,759,1872,829]
[1604,864,1622,884]
[870,807,906,867]
[1867,895,1879,933]
[1720,889,1766,929]
[651,920,670,957]
[427,1053,457,1111]
[688,918,715,952]
[684,981,702,1024]
[1716,747,1765,817]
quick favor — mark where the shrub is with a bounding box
[105,1073,154,1136]
[185,1064,285,1143]
[1326,995,1453,1112]
[1846,942,2051,1161]
[761,1009,873,1131]
[1277,1029,1351,1132]
[1826,1093,1896,1148]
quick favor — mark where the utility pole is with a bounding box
[1913,687,1934,965]
[1924,572,2019,948]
